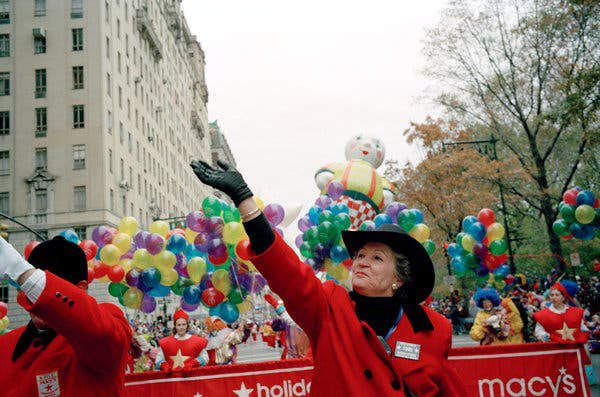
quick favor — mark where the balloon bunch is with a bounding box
[447,209,511,288]
[553,188,600,241]
[0,301,8,334]
[296,180,435,284]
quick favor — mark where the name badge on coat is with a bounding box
[394,341,421,361]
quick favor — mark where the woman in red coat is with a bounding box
[191,159,466,396]
[155,309,208,371]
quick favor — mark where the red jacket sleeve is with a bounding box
[249,233,327,340]
[18,271,132,375]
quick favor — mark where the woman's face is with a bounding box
[175,318,188,336]
[549,289,565,306]
[482,299,493,311]
[351,242,401,297]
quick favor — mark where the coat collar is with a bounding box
[12,321,57,362]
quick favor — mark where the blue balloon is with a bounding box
[468,222,487,242]
[494,264,510,277]
[313,243,330,260]
[59,229,80,244]
[147,284,170,297]
[474,265,490,277]
[451,257,467,274]
[209,304,222,316]
[183,285,201,305]
[580,225,596,241]
[330,245,350,263]
[462,216,478,233]
[141,268,161,288]
[374,214,393,227]
[166,234,187,255]
[308,206,323,225]
[576,190,595,206]
[569,223,585,239]
[184,243,201,258]
[330,203,349,216]
[447,243,462,258]
[412,209,424,225]
[219,301,240,324]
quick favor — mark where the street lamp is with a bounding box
[441,135,517,274]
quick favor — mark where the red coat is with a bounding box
[250,234,466,397]
[158,334,208,369]
[533,306,589,344]
[0,272,132,397]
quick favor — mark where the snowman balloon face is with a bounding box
[344,135,385,169]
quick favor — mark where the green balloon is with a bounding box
[303,226,320,246]
[202,196,222,217]
[575,204,595,224]
[118,295,125,306]
[317,210,335,225]
[108,282,128,298]
[317,221,339,243]
[397,209,416,231]
[299,242,314,258]
[559,204,576,223]
[222,204,241,223]
[456,232,466,247]
[228,289,244,304]
[552,219,570,236]
[465,253,480,269]
[333,213,352,230]
[423,240,435,256]
[172,277,192,295]
[489,239,508,255]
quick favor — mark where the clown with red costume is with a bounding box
[155,309,208,371]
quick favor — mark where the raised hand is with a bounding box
[190,160,253,206]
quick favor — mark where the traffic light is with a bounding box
[0,222,8,240]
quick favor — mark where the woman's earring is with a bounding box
[391,283,399,291]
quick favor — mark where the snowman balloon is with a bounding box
[315,135,395,228]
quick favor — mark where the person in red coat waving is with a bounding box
[0,236,132,397]
[191,159,466,397]
[156,309,209,371]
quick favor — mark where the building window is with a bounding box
[35,69,46,98]
[74,186,86,210]
[73,144,85,169]
[35,189,47,212]
[0,0,9,24]
[106,36,110,59]
[0,285,8,303]
[72,28,83,51]
[107,110,112,134]
[108,149,113,173]
[105,0,110,23]
[71,0,83,18]
[0,72,9,96]
[121,194,126,216]
[72,66,83,89]
[34,37,46,54]
[118,86,122,108]
[128,132,132,153]
[0,111,8,135]
[35,147,47,170]
[106,73,111,96]
[34,0,46,17]
[117,52,121,73]
[0,34,9,57]
[109,188,114,211]
[73,105,84,128]
[120,158,124,180]
[0,150,8,175]
[35,107,47,137]
[119,122,124,144]
[117,18,120,38]
[0,192,8,214]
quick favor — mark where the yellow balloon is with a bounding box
[461,235,476,252]
[409,224,430,244]
[112,233,132,253]
[87,259,95,269]
[222,222,248,245]
[0,316,9,331]
[237,300,252,314]
[132,249,153,269]
[185,228,199,244]
[122,287,143,309]
[323,258,335,273]
[159,267,179,286]
[100,244,121,265]
[337,265,350,281]
[119,259,133,274]
[487,223,505,241]
[118,216,139,236]
[187,257,207,284]
[253,196,265,211]
[153,250,176,268]
[98,275,111,283]
[149,221,170,238]
[212,269,231,294]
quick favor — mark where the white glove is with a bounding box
[0,237,34,282]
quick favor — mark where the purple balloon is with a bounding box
[146,233,164,255]
[91,226,108,247]
[181,300,200,312]
[294,234,304,248]
[297,216,312,232]
[264,203,285,226]
[140,294,156,313]
[175,263,189,278]
[327,181,345,201]
[120,251,134,260]
[207,216,224,235]
[385,202,406,220]
[194,232,211,252]
[200,273,213,290]
[176,254,185,267]
[134,231,149,249]
[186,211,208,232]
[125,268,141,288]
[473,243,488,258]
[275,227,284,237]
[315,195,333,210]
[238,273,267,294]
[207,238,226,257]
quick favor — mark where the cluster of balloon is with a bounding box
[296,184,435,284]
[446,209,511,289]
[553,188,600,241]
[0,302,8,334]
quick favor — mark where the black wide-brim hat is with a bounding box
[28,236,88,285]
[342,223,435,304]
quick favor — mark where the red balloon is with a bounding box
[504,274,515,284]
[443,242,449,250]
[594,259,600,272]
[561,234,573,240]
[93,261,109,278]
[342,258,353,269]
[79,240,98,262]
[201,288,225,307]
[594,198,599,209]
[166,228,186,239]
[482,237,490,246]
[235,240,253,261]
[209,253,228,265]
[563,189,578,205]
[0,301,7,318]
[23,241,41,260]
[108,265,125,283]
[87,267,95,283]
[477,208,496,227]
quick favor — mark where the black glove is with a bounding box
[190,159,253,206]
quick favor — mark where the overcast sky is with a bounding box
[181,0,447,210]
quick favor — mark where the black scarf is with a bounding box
[350,288,434,337]
[12,321,57,362]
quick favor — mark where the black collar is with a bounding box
[12,321,57,362]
